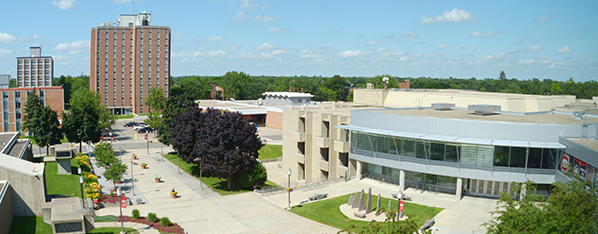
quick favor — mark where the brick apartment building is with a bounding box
[90,12,171,115]
[16,47,54,88]
[0,87,64,133]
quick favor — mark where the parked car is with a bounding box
[136,126,154,133]
[133,123,148,130]
[123,122,138,127]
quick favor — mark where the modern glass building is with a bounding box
[338,105,598,199]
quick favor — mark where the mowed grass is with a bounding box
[19,136,70,145]
[44,158,81,197]
[258,144,282,160]
[9,216,138,234]
[290,193,443,230]
[164,153,250,195]
[112,114,135,119]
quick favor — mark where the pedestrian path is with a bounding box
[94,221,159,234]
[152,157,220,198]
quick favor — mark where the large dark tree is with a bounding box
[323,75,347,101]
[157,92,195,146]
[169,107,263,188]
[35,106,63,155]
[22,88,43,136]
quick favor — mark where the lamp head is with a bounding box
[117,187,121,196]
[287,169,292,176]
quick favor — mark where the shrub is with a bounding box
[235,161,267,189]
[147,212,157,223]
[160,217,171,226]
[132,209,140,219]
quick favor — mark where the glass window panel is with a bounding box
[402,139,416,157]
[460,144,477,165]
[541,148,558,169]
[445,143,459,163]
[425,174,437,185]
[389,136,401,155]
[527,148,542,169]
[477,145,494,166]
[510,147,527,168]
[377,134,389,154]
[430,141,445,161]
[494,146,510,167]
[416,140,429,159]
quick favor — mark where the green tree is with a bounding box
[499,71,507,81]
[484,178,598,233]
[54,74,90,109]
[63,89,115,152]
[145,86,166,131]
[234,161,267,189]
[323,75,347,101]
[22,88,43,137]
[35,106,63,155]
[347,89,354,102]
[175,76,212,100]
[104,162,127,190]
[94,142,118,168]
[157,92,195,146]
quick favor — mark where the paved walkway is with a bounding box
[94,221,159,234]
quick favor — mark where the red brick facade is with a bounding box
[0,87,64,133]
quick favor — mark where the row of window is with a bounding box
[18,59,50,64]
[18,81,51,87]
[18,64,51,70]
[351,131,560,170]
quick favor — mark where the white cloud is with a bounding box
[0,33,17,43]
[51,0,75,10]
[557,45,571,53]
[537,57,553,64]
[366,41,379,46]
[549,61,567,69]
[437,44,446,49]
[299,49,322,59]
[514,38,522,43]
[339,50,362,58]
[518,59,535,64]
[32,34,43,40]
[226,44,240,51]
[494,52,506,59]
[268,28,283,32]
[416,52,423,57]
[420,8,473,24]
[206,36,225,42]
[254,15,275,23]
[398,56,412,62]
[53,55,66,60]
[173,33,183,42]
[470,30,497,37]
[271,50,286,55]
[255,43,274,51]
[259,53,274,59]
[534,15,550,22]
[524,45,542,51]
[53,40,89,54]
[0,48,12,54]
[233,11,246,21]
[207,51,227,57]
[375,47,386,52]
[235,52,257,59]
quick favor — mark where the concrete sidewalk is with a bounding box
[94,221,159,234]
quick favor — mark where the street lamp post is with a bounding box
[117,187,124,234]
[287,169,292,210]
[78,167,84,208]
[194,157,203,189]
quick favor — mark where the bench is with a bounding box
[353,211,366,218]
[308,193,329,201]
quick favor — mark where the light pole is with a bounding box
[194,157,203,189]
[117,187,124,234]
[287,169,292,210]
[78,167,84,208]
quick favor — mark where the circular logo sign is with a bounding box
[561,155,569,172]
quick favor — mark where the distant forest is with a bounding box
[171,71,598,102]
[52,72,598,106]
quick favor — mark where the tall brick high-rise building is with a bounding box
[90,12,170,115]
[16,46,54,88]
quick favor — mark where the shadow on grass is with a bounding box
[9,216,48,234]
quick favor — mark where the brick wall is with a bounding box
[265,110,283,130]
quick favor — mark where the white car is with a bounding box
[133,124,148,130]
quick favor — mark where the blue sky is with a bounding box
[0,0,596,81]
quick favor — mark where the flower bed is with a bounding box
[101,194,120,203]
[117,215,185,234]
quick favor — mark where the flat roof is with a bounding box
[8,141,27,158]
[372,108,598,125]
[262,92,314,98]
[196,100,283,115]
[0,134,14,152]
[569,139,598,151]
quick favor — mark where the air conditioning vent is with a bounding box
[431,103,455,111]
[468,104,501,115]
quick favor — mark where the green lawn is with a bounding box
[258,144,282,160]
[290,193,443,230]
[164,153,270,195]
[9,216,137,234]
[20,136,70,145]
[113,114,135,119]
[44,158,82,197]
[136,113,150,116]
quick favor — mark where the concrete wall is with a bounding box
[265,110,283,130]
[0,167,45,216]
[0,182,13,234]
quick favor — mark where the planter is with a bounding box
[170,193,178,198]
[132,155,137,160]
[141,165,147,169]
[155,178,161,183]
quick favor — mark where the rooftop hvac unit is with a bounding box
[468,104,501,115]
[431,103,455,111]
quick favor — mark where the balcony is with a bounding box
[319,161,329,171]
[315,136,330,148]
[293,131,305,142]
[334,140,349,153]
[296,153,305,164]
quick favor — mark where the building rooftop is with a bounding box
[372,108,598,125]
[8,141,28,158]
[0,133,15,152]
[569,139,598,151]
[287,102,379,116]
[197,100,283,115]
[262,92,314,98]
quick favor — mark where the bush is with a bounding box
[132,209,140,219]
[160,217,171,226]
[234,161,267,189]
[147,213,157,223]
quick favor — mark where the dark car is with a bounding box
[123,122,138,127]
[136,126,154,133]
